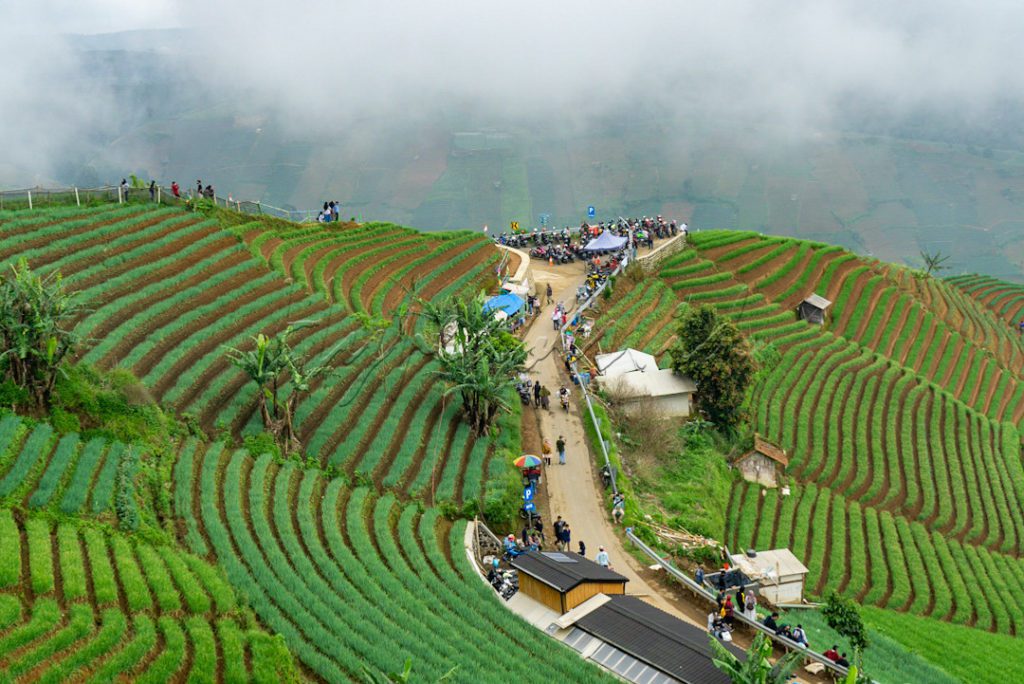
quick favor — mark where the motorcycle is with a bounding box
[559,392,570,411]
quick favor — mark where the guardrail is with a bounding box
[624,529,856,681]
[0,184,324,223]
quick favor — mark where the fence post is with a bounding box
[27,190,32,210]
[117,185,122,204]
[74,187,80,207]
[157,186,161,204]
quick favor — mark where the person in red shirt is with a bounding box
[824,646,840,662]
[171,181,180,198]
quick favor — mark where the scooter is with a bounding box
[560,392,570,411]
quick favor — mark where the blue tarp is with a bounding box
[584,231,628,252]
[483,293,525,316]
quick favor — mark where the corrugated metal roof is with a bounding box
[576,595,737,684]
[803,293,832,309]
[595,348,659,377]
[741,435,788,466]
[511,551,629,593]
[730,548,810,579]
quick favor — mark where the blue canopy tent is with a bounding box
[483,293,525,317]
[584,231,628,252]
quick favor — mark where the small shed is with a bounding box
[735,435,788,488]
[601,368,697,417]
[728,549,809,605]
[798,293,832,325]
[511,551,627,614]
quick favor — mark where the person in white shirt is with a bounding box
[595,547,610,568]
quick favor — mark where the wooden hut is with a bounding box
[735,435,788,488]
[798,293,832,325]
[511,551,627,614]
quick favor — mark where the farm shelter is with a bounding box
[511,551,628,614]
[798,293,832,325]
[728,549,809,605]
[565,595,736,684]
[735,435,789,488]
[600,368,697,418]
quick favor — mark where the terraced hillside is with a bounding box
[0,204,503,507]
[0,510,295,682]
[174,446,608,682]
[588,230,1024,649]
[0,201,612,681]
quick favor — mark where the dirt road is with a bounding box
[521,257,699,623]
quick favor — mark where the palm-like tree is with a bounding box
[0,258,83,408]
[431,294,525,435]
[709,632,802,684]
[225,321,343,454]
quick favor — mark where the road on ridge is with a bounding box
[521,252,698,624]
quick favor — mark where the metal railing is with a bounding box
[0,184,325,223]
[624,528,855,681]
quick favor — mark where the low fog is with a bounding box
[3,1,1024,182]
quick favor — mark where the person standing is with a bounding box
[196,179,203,197]
[695,566,705,587]
[533,381,542,407]
[120,178,129,201]
[744,590,757,621]
[561,523,571,552]
[577,540,586,557]
[551,307,561,331]
[171,181,180,198]
[612,492,625,523]
[541,437,552,466]
[595,546,610,568]
[148,180,156,202]
[556,435,566,465]
[546,282,554,305]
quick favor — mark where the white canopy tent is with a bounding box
[584,231,628,252]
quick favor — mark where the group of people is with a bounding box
[762,612,810,648]
[493,215,684,255]
[707,586,768,645]
[694,564,853,669]
[317,200,343,222]
[822,645,852,668]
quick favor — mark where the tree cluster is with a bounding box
[0,258,83,409]
[668,305,754,428]
[423,295,526,435]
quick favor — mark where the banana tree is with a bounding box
[225,321,344,454]
[0,258,82,408]
[709,632,802,684]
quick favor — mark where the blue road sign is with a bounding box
[523,501,536,513]
[523,486,534,502]
[587,205,596,218]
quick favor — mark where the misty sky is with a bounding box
[4,1,1024,183]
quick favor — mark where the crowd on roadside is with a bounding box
[492,215,685,266]
[695,563,853,669]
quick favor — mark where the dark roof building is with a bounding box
[511,551,627,613]
[570,595,740,684]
